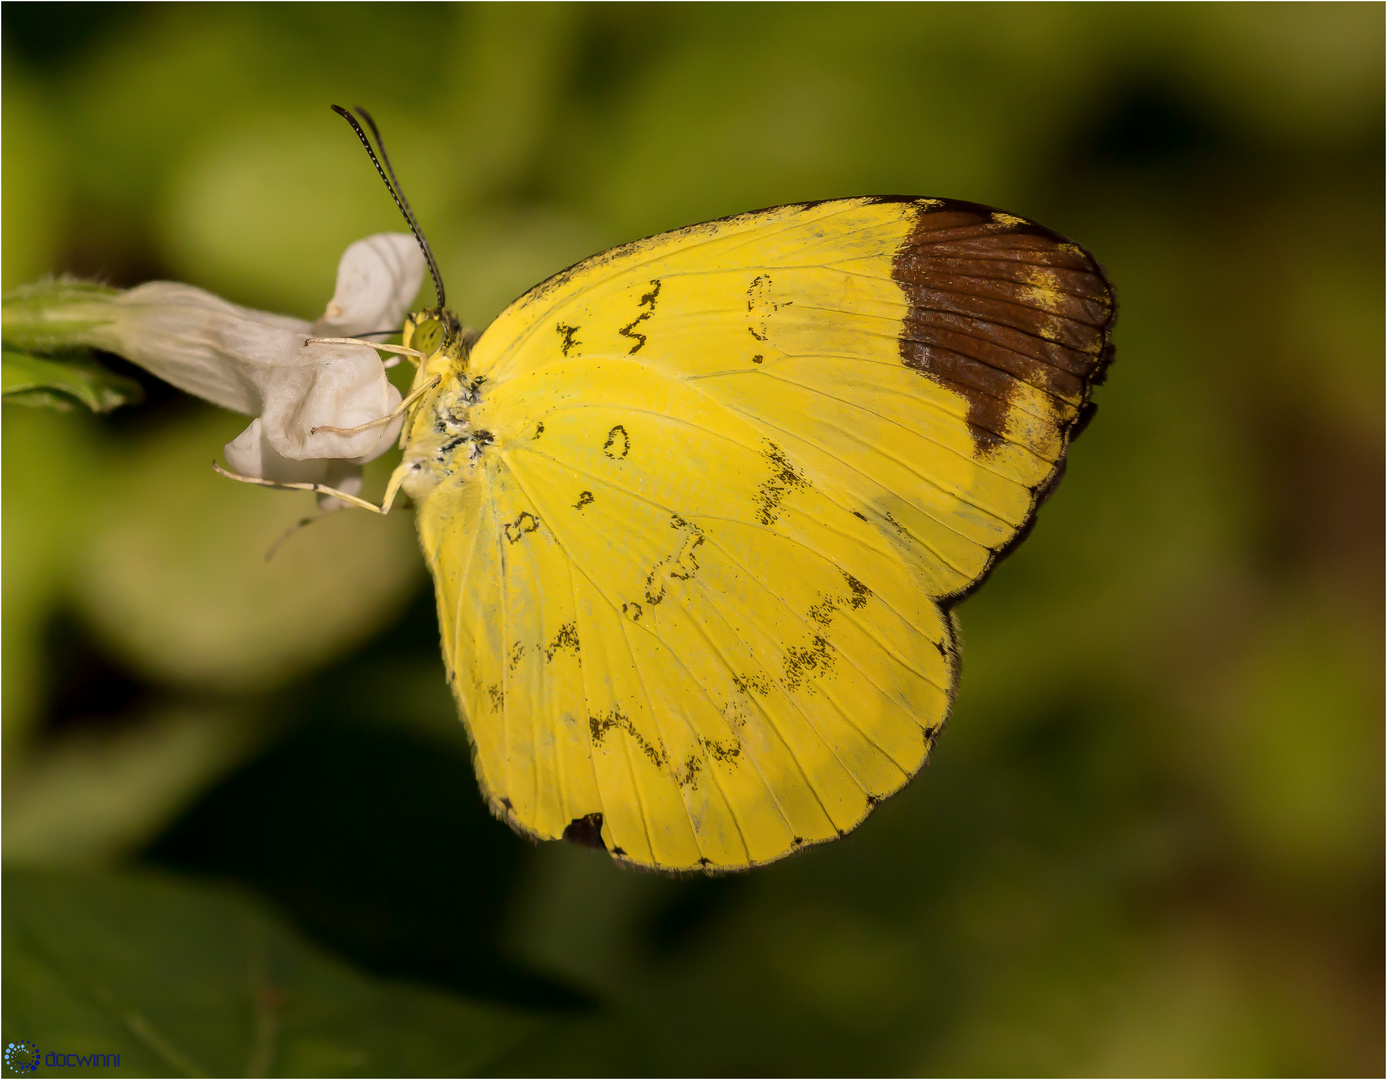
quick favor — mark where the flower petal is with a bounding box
[225,418,328,483]
[312,233,426,338]
[258,341,403,463]
[224,418,367,505]
[94,282,310,415]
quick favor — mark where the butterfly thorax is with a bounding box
[396,308,487,504]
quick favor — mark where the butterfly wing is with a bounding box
[416,197,1114,870]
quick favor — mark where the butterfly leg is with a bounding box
[263,507,336,561]
[212,461,401,515]
[306,337,425,364]
[310,375,441,437]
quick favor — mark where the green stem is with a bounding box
[2,279,121,353]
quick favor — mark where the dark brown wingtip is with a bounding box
[891,198,1116,611]
[891,198,1115,459]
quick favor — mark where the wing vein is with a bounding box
[495,455,809,859]
[505,446,935,777]
[519,399,984,579]
[563,538,610,841]
[682,527,926,771]
[478,461,519,821]
[689,355,1067,443]
[447,477,497,790]
[730,368,1033,522]
[512,437,961,655]
[495,455,750,864]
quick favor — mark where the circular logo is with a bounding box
[4,1042,38,1074]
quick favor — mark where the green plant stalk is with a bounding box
[2,278,121,353]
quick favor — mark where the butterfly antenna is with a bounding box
[330,104,446,310]
[353,108,416,224]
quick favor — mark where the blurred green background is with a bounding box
[3,3,1382,1075]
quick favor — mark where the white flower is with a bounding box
[87,233,426,497]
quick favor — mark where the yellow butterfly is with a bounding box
[259,108,1115,870]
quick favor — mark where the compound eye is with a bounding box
[410,317,444,355]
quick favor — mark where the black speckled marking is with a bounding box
[602,424,630,459]
[622,600,643,622]
[787,571,859,646]
[589,711,619,745]
[731,671,771,697]
[545,621,580,663]
[589,706,667,768]
[573,490,594,510]
[557,322,581,356]
[843,572,871,608]
[675,753,701,790]
[504,511,540,544]
[754,440,808,526]
[644,525,704,605]
[808,597,837,628]
[644,566,666,606]
[668,534,704,581]
[783,634,835,693]
[747,273,776,342]
[698,735,742,764]
[801,565,872,630]
[618,278,661,354]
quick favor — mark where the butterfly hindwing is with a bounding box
[415,197,1113,870]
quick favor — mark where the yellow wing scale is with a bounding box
[407,196,1113,871]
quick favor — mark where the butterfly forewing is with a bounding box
[413,197,1114,870]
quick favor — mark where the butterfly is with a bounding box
[285,110,1115,871]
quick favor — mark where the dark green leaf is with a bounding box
[2,350,143,413]
[2,870,540,1078]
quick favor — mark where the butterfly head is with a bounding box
[402,306,465,365]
